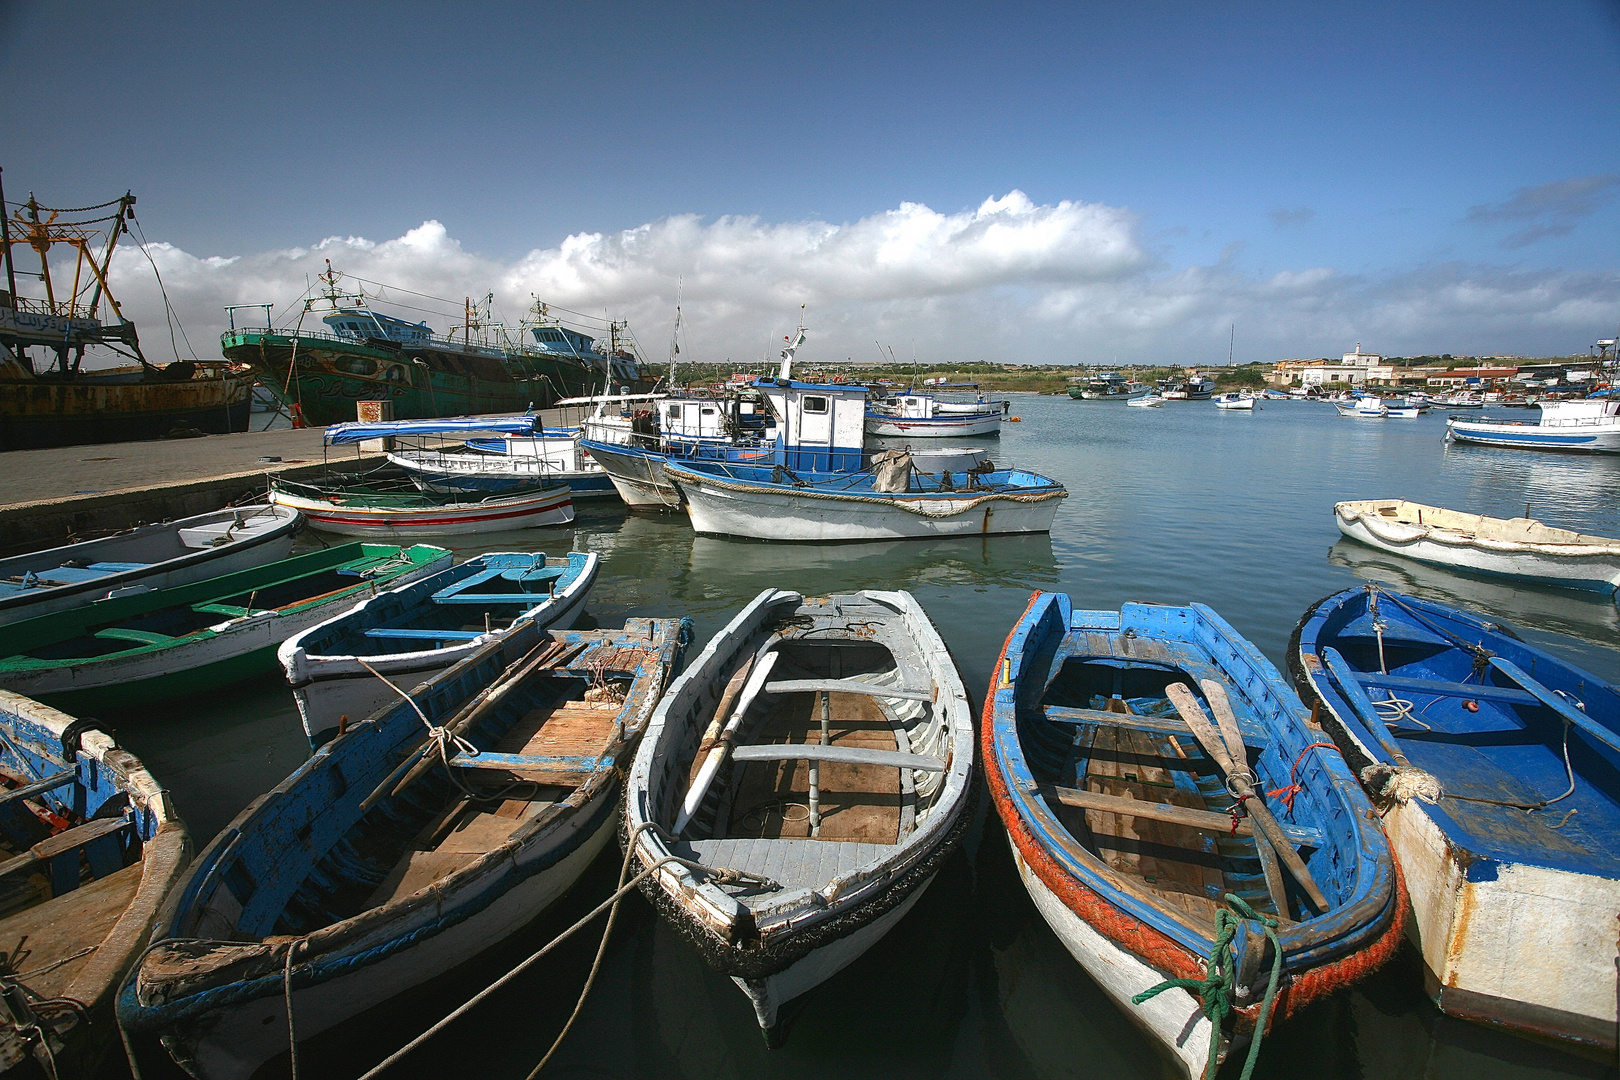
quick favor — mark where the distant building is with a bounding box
[1426,366,1518,387]
[1343,343,1382,367]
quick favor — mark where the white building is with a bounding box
[1343,344,1382,367]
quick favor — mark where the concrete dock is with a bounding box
[0,410,577,556]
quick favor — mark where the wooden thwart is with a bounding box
[764,678,932,701]
[729,744,945,772]
[1046,784,1254,836]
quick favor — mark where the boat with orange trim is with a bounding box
[983,591,1405,1078]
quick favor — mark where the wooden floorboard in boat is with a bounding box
[726,692,901,844]
[1074,725,1224,924]
[365,799,546,907]
[497,701,621,759]
[0,859,142,999]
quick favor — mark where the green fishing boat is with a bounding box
[224,263,655,425]
[0,543,451,714]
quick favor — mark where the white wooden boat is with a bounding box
[269,476,574,537]
[0,504,302,625]
[1211,392,1255,410]
[1335,498,1620,594]
[665,456,1067,542]
[0,691,189,1077]
[280,551,600,747]
[1336,397,1387,418]
[1384,405,1421,418]
[1447,397,1620,453]
[120,616,687,1080]
[625,588,974,1043]
[1126,393,1166,408]
[865,388,1005,436]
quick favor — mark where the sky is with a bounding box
[1,0,1617,367]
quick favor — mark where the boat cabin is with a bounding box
[322,309,434,347]
[753,376,867,471]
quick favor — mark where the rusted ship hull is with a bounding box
[0,366,253,451]
[224,330,609,424]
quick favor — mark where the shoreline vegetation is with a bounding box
[664,355,1592,396]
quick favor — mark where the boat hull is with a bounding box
[1011,845,1210,1078]
[269,486,575,537]
[672,472,1065,542]
[0,505,303,625]
[863,413,1002,437]
[577,441,683,509]
[0,367,253,450]
[154,785,619,1080]
[1447,417,1620,453]
[284,555,598,746]
[1335,506,1620,594]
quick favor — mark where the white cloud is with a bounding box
[98,193,1620,368]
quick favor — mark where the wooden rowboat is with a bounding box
[624,588,975,1044]
[985,592,1403,1078]
[0,690,189,1076]
[1335,498,1620,595]
[0,504,303,626]
[1291,583,1620,1051]
[0,544,451,714]
[280,550,600,748]
[269,475,574,538]
[119,615,688,1080]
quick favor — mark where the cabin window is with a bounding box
[701,407,716,417]
[802,396,829,413]
[335,357,379,376]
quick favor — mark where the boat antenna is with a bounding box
[0,168,16,305]
[1228,323,1235,366]
[668,275,683,390]
[777,303,806,380]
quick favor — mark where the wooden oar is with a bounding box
[1165,681,1331,912]
[358,636,584,811]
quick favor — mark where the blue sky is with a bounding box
[2,1,1617,365]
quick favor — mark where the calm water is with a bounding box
[116,395,1620,1080]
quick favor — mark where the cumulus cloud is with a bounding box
[96,192,1620,369]
[1269,206,1315,228]
[1465,175,1619,249]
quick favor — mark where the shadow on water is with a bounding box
[115,394,1620,1079]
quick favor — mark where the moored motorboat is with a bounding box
[1290,584,1620,1051]
[1334,499,1620,594]
[269,474,574,537]
[0,504,303,625]
[1211,392,1256,410]
[866,385,1006,435]
[624,588,974,1043]
[0,544,450,713]
[665,452,1067,542]
[281,550,601,747]
[120,614,687,1080]
[985,592,1403,1078]
[0,690,189,1077]
[1069,373,1149,402]
[1336,397,1388,418]
[1446,396,1620,453]
[1126,393,1166,408]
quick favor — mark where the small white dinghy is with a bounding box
[1126,394,1166,408]
[625,588,974,1044]
[1335,499,1620,594]
[1211,392,1255,411]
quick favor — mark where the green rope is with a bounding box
[1131,894,1284,1080]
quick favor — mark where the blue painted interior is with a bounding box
[1299,585,1620,879]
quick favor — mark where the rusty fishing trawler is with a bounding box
[0,174,253,450]
[223,262,656,425]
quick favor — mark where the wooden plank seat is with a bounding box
[728,744,945,772]
[1351,670,1539,707]
[1047,784,1259,837]
[678,837,894,888]
[363,628,487,642]
[30,564,134,585]
[0,771,76,808]
[92,627,175,646]
[0,815,133,895]
[444,750,608,786]
[430,565,562,605]
[763,678,932,701]
[1040,704,1214,741]
[192,603,273,618]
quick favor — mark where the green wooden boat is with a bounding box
[0,543,451,714]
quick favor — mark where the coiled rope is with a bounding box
[1131,894,1284,1080]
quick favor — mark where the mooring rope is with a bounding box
[1131,894,1284,1080]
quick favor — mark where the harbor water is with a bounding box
[114,394,1620,1080]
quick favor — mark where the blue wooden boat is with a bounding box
[0,690,189,1076]
[119,614,689,1080]
[1291,583,1620,1052]
[280,550,600,748]
[985,593,1403,1078]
